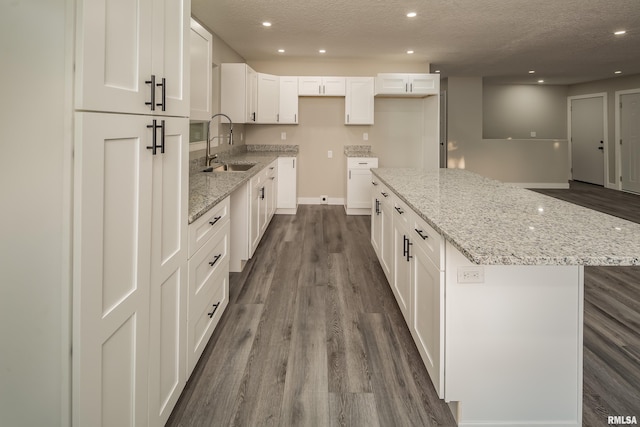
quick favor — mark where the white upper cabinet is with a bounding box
[75,0,190,116]
[189,19,212,121]
[256,73,280,123]
[278,77,299,124]
[345,77,374,125]
[375,73,439,97]
[298,76,346,96]
[221,63,258,124]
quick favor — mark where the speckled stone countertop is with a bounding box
[371,168,640,266]
[344,145,377,158]
[189,148,297,224]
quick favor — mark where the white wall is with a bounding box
[0,1,72,425]
[446,77,569,186]
[483,84,568,139]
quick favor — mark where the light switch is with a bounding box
[281,132,287,140]
[363,132,368,141]
[328,150,333,158]
[530,131,536,137]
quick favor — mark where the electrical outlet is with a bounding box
[457,266,484,283]
[320,195,328,204]
[363,132,369,141]
[328,150,333,158]
[530,131,537,137]
[281,132,287,140]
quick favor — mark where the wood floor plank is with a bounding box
[326,253,372,393]
[167,303,263,427]
[228,242,302,427]
[297,205,329,286]
[328,392,381,427]
[279,285,330,426]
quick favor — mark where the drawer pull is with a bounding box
[207,302,220,318]
[381,192,388,197]
[372,181,378,186]
[358,162,368,165]
[375,199,380,215]
[415,229,429,240]
[209,216,222,226]
[395,206,404,214]
[209,254,222,267]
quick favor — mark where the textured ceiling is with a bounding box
[192,0,640,85]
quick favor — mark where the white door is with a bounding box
[347,169,373,209]
[621,92,640,193]
[571,96,605,185]
[151,0,190,117]
[148,117,188,425]
[189,19,213,121]
[246,67,258,122]
[73,112,153,426]
[279,77,299,123]
[393,220,411,324]
[408,74,437,95]
[380,196,394,282]
[75,0,153,114]
[277,157,297,210]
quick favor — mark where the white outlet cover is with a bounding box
[457,266,484,283]
[530,131,536,137]
[281,132,287,140]
[363,132,369,141]
[328,150,333,158]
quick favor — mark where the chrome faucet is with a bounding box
[206,113,234,166]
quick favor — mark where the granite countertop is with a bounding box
[344,145,377,158]
[371,168,640,266]
[189,146,297,224]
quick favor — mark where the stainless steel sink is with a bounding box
[203,163,255,173]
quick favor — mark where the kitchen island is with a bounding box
[370,168,640,427]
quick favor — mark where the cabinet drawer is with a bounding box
[412,215,443,270]
[266,159,278,178]
[187,266,228,375]
[348,157,379,169]
[189,225,229,296]
[189,196,230,257]
[392,196,412,227]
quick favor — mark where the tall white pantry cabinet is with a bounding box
[74,1,190,427]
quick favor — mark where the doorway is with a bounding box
[569,94,607,186]
[617,90,640,194]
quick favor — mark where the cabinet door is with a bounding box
[375,73,408,95]
[412,244,444,398]
[408,74,439,95]
[73,112,153,426]
[249,174,262,256]
[380,195,394,282]
[148,117,188,425]
[371,187,382,255]
[298,76,323,95]
[190,19,212,120]
[393,219,412,324]
[277,157,297,211]
[151,0,190,117]
[347,168,373,209]
[345,77,374,125]
[246,67,258,122]
[257,73,280,123]
[279,76,299,123]
[266,162,278,219]
[75,0,153,114]
[323,77,346,96]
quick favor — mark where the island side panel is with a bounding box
[444,242,583,427]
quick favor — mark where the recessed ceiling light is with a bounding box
[278,49,285,53]
[615,70,622,74]
[319,49,326,54]
[614,30,626,35]
[407,50,414,54]
[538,79,544,83]
[528,70,535,74]
[262,22,272,27]
[407,12,417,18]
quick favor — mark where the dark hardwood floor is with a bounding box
[169,182,640,426]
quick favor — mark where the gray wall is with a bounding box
[446,77,569,185]
[0,1,71,425]
[483,84,568,139]
[568,74,640,185]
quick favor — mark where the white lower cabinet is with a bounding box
[276,156,298,214]
[374,183,445,399]
[186,202,230,376]
[345,157,378,215]
[74,112,188,426]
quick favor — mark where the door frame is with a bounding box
[614,88,640,191]
[567,93,608,187]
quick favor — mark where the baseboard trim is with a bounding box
[275,207,297,215]
[509,182,570,189]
